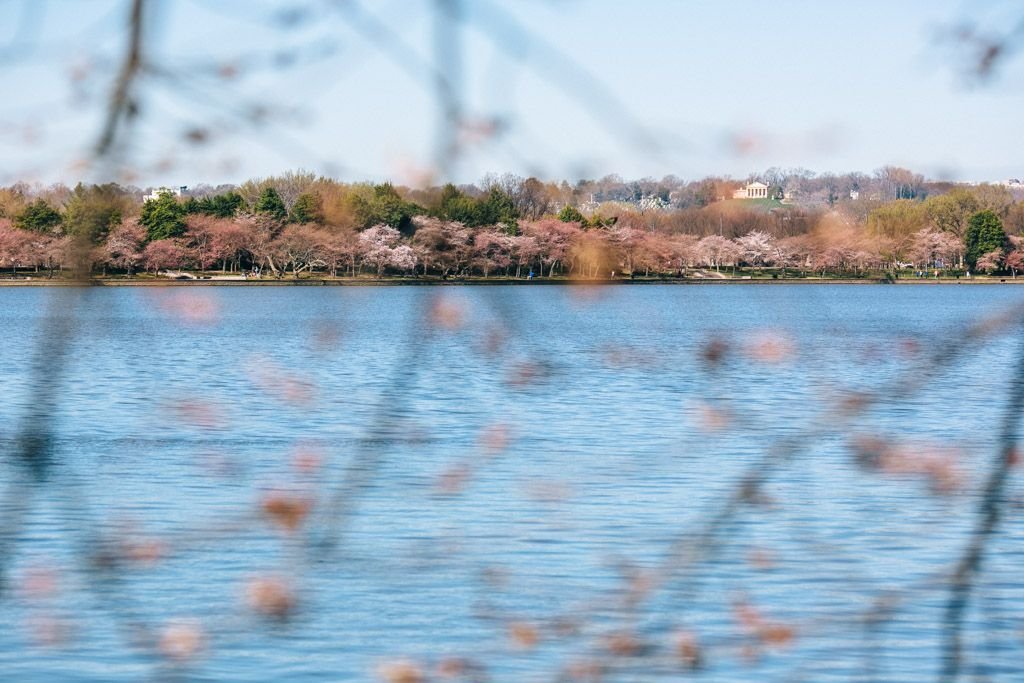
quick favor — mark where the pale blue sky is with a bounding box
[2,0,1022,187]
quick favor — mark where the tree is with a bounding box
[976,249,1004,274]
[0,218,34,271]
[867,200,926,240]
[558,205,586,224]
[254,187,288,221]
[101,220,147,275]
[142,239,190,273]
[1006,202,1024,236]
[63,183,126,243]
[472,229,513,277]
[923,189,979,238]
[358,224,403,276]
[243,214,286,275]
[875,166,925,200]
[910,227,962,270]
[521,218,581,277]
[410,217,472,277]
[964,210,1007,270]
[431,184,482,227]
[1006,237,1024,277]
[277,224,326,277]
[0,187,28,220]
[971,183,1014,216]
[239,170,320,210]
[185,191,245,218]
[509,234,541,278]
[476,187,519,230]
[351,183,421,235]
[15,199,63,234]
[207,219,253,272]
[318,228,359,277]
[388,244,417,274]
[481,173,550,219]
[736,230,775,267]
[140,191,186,241]
[289,192,323,224]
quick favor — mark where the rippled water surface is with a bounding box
[1,284,1023,682]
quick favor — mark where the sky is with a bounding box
[2,0,1023,188]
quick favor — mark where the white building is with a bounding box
[732,181,770,199]
[144,185,188,202]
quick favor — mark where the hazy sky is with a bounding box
[2,0,1023,187]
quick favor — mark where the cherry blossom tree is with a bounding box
[410,217,472,277]
[208,220,253,273]
[508,234,540,278]
[387,244,417,275]
[910,227,962,271]
[359,224,402,276]
[634,232,675,276]
[143,239,190,273]
[319,228,359,277]
[472,229,513,277]
[669,233,700,271]
[277,224,326,277]
[0,218,33,273]
[184,215,229,271]
[521,218,580,277]
[736,230,774,267]
[607,225,645,274]
[239,214,286,276]
[976,249,1004,274]
[697,235,741,271]
[101,219,146,275]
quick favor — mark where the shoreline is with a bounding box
[0,276,1021,287]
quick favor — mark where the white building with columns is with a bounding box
[732,181,770,199]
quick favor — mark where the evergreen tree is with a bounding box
[351,183,421,234]
[254,187,287,221]
[432,184,480,225]
[64,183,124,243]
[477,187,518,228]
[289,192,323,224]
[15,199,63,233]
[139,191,186,241]
[964,210,1007,270]
[557,205,586,225]
[186,191,245,218]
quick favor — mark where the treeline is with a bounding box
[1,169,1023,278]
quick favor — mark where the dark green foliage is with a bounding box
[289,192,323,224]
[477,187,518,228]
[964,210,1007,269]
[254,187,288,221]
[432,184,479,225]
[586,213,617,228]
[185,191,245,218]
[15,199,63,233]
[555,204,615,229]
[140,191,186,241]
[557,205,586,224]
[430,184,519,229]
[352,183,422,235]
[64,183,124,243]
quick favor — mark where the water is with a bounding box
[0,284,1022,682]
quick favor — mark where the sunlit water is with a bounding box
[1,284,1023,682]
